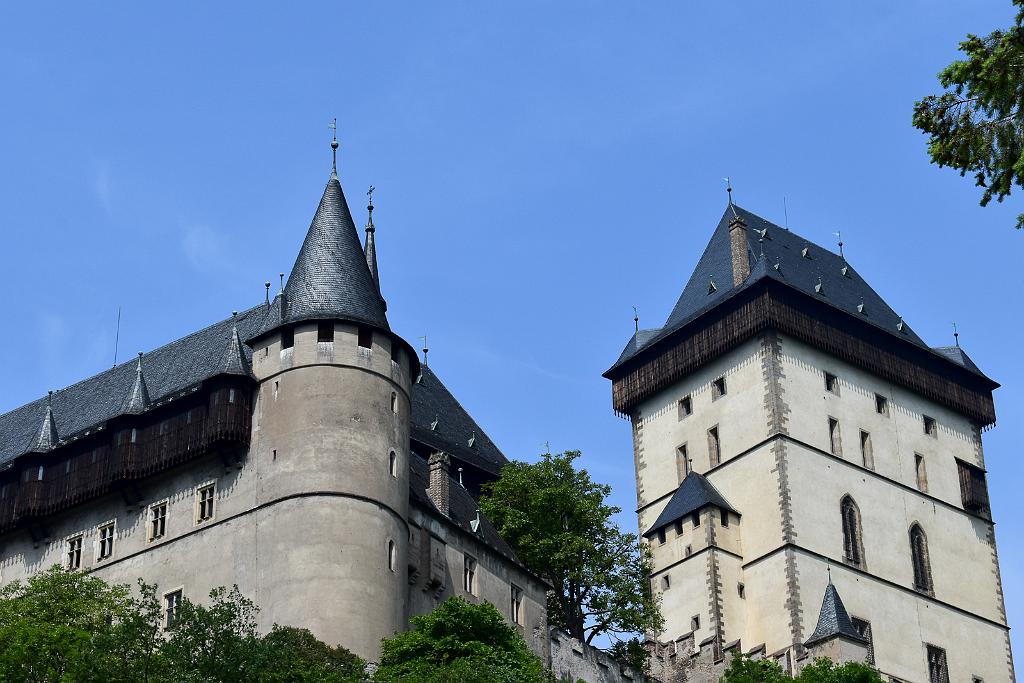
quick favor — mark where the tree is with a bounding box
[374,597,548,683]
[720,654,884,683]
[913,1,1024,229]
[607,637,649,676]
[257,625,367,682]
[479,451,662,646]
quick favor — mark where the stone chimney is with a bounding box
[728,214,750,286]
[427,452,451,516]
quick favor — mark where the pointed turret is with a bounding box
[364,187,380,292]
[804,580,867,647]
[32,391,59,452]
[125,352,151,415]
[220,312,251,376]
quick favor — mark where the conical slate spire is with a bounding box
[32,391,59,452]
[364,191,380,292]
[804,580,867,647]
[282,175,390,330]
[125,352,151,415]
[221,313,251,376]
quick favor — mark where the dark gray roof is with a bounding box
[614,328,661,367]
[125,355,152,415]
[410,366,508,477]
[804,581,868,647]
[409,451,518,561]
[609,205,992,382]
[281,175,388,331]
[32,394,59,453]
[0,305,267,468]
[932,345,984,375]
[644,471,738,537]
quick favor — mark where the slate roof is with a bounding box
[409,451,518,562]
[280,175,389,331]
[609,204,992,382]
[932,345,984,375]
[804,581,868,647]
[0,305,268,469]
[410,366,508,477]
[644,471,738,537]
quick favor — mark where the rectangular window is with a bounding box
[357,326,373,349]
[691,615,700,632]
[66,536,83,570]
[196,483,216,523]
[860,430,874,470]
[657,528,666,545]
[851,618,874,666]
[510,585,523,625]
[674,520,683,536]
[915,454,928,492]
[228,389,236,405]
[957,460,991,515]
[825,372,840,394]
[684,544,692,557]
[875,393,889,416]
[691,511,700,528]
[463,556,477,596]
[711,376,727,400]
[707,426,721,467]
[720,509,729,527]
[926,645,949,683]
[676,443,689,482]
[661,574,671,590]
[317,322,334,343]
[828,417,842,456]
[281,328,294,350]
[97,523,115,561]
[164,589,183,629]
[149,501,168,541]
[737,583,745,599]
[923,415,937,437]
[678,395,692,420]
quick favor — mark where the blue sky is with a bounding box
[2,0,1022,655]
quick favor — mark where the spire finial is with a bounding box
[724,177,733,204]
[279,272,285,294]
[366,185,376,233]
[833,230,845,260]
[264,281,271,308]
[827,563,832,585]
[419,335,429,366]
[632,305,639,333]
[953,322,960,347]
[329,118,339,178]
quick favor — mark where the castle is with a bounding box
[0,143,1013,683]
[605,202,1013,682]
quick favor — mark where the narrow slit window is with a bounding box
[463,555,477,595]
[828,417,842,456]
[910,524,933,593]
[691,615,700,632]
[737,583,745,599]
[390,392,398,413]
[708,426,721,467]
[678,395,692,420]
[389,450,398,478]
[674,520,683,536]
[825,372,839,394]
[915,454,928,492]
[684,544,692,557]
[676,443,689,482]
[388,540,396,572]
[357,326,373,349]
[317,322,334,343]
[510,585,523,625]
[712,376,727,400]
[840,496,864,567]
[860,430,874,470]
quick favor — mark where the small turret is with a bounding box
[125,353,151,415]
[32,391,59,452]
[220,312,251,376]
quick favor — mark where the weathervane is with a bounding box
[632,305,639,332]
[419,335,429,366]
[329,118,339,176]
[953,322,960,347]
[833,230,845,260]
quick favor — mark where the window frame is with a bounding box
[463,555,477,596]
[163,588,184,629]
[910,523,933,594]
[678,395,693,420]
[510,584,524,625]
[711,376,727,401]
[96,521,116,562]
[66,534,83,570]
[840,495,865,568]
[828,417,842,457]
[148,499,169,542]
[707,425,721,467]
[875,393,889,416]
[195,481,217,525]
[824,372,840,395]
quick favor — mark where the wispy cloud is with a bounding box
[181,223,230,274]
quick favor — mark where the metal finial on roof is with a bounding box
[279,272,285,294]
[264,281,271,308]
[419,335,429,366]
[468,431,476,448]
[857,300,865,314]
[633,305,639,333]
[723,177,739,219]
[833,231,845,260]
[897,317,905,333]
[329,118,339,178]
[458,466,464,487]
[783,195,790,230]
[826,562,832,584]
[953,322,960,347]
[364,185,381,294]
[758,235,765,258]
[815,276,824,294]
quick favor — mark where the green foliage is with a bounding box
[0,567,366,683]
[479,450,662,644]
[913,1,1024,228]
[375,597,547,683]
[607,637,649,675]
[720,654,884,683]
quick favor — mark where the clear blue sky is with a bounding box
[2,0,1021,654]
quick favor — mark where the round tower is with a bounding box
[245,158,419,660]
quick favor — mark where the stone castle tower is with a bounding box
[605,203,1013,682]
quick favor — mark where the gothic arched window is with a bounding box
[840,496,865,567]
[910,523,933,593]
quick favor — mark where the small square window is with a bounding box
[463,555,477,596]
[281,328,294,350]
[357,326,373,349]
[678,395,693,420]
[317,322,334,343]
[510,585,523,625]
[691,615,700,632]
[825,372,839,394]
[196,483,216,524]
[712,376,727,400]
[661,574,671,590]
[149,501,168,541]
[923,415,937,437]
[875,393,889,416]
[97,523,115,561]
[66,535,83,569]
[684,544,692,557]
[164,589,182,629]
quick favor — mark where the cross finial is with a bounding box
[329,118,339,177]
[953,322,960,347]
[419,335,429,366]
[833,230,845,260]
[632,305,639,333]
[724,177,733,203]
